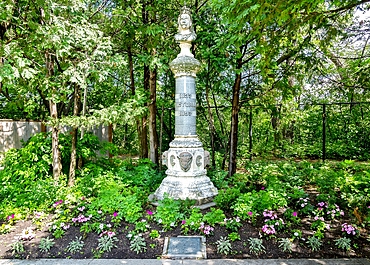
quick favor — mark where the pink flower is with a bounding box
[7,214,15,220]
[292,212,297,217]
[53,200,63,207]
[146,210,153,216]
[261,186,265,190]
[248,211,253,216]
[113,212,118,217]
[182,220,186,225]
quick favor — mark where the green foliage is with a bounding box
[154,196,184,230]
[215,236,232,255]
[182,208,203,234]
[11,241,25,255]
[134,220,150,233]
[247,238,265,255]
[66,236,84,254]
[203,208,226,226]
[214,187,241,211]
[335,237,351,251]
[232,190,287,219]
[307,236,322,252]
[208,169,229,189]
[97,235,118,252]
[278,238,293,253]
[39,237,55,252]
[228,232,240,242]
[149,230,160,239]
[129,235,147,254]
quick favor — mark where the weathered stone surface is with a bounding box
[152,6,217,206]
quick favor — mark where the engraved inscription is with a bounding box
[180,111,192,116]
[180,93,191,99]
[176,102,196,108]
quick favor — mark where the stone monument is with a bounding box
[152,6,218,205]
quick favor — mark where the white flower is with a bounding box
[294,232,299,236]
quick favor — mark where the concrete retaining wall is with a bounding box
[0,120,108,155]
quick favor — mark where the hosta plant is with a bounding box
[66,236,85,254]
[11,240,25,255]
[335,237,351,251]
[130,234,147,254]
[248,237,265,255]
[215,236,232,255]
[278,238,293,253]
[97,235,118,252]
[307,236,322,251]
[39,237,55,252]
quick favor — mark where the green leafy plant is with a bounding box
[97,235,118,252]
[203,208,226,226]
[11,240,25,255]
[154,196,184,230]
[134,219,150,233]
[228,232,240,242]
[130,235,147,254]
[291,229,302,240]
[215,236,232,255]
[335,237,351,251]
[222,217,242,232]
[149,230,160,239]
[214,187,241,210]
[278,238,292,253]
[307,236,322,251]
[247,237,265,255]
[181,208,203,234]
[66,236,85,254]
[39,237,55,252]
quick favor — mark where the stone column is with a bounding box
[152,6,218,205]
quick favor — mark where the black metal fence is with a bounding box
[160,101,370,162]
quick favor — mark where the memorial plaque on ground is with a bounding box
[162,236,206,259]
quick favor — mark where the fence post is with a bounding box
[249,106,253,161]
[322,104,326,162]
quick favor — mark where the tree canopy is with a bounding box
[1,0,369,180]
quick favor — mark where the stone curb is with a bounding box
[0,259,369,265]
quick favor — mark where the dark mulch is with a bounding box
[0,213,369,259]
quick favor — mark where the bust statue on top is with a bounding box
[174,6,196,57]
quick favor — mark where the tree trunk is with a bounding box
[139,64,149,159]
[128,45,135,95]
[68,84,80,187]
[228,59,242,177]
[149,65,158,164]
[46,51,62,182]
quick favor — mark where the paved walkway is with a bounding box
[0,259,369,265]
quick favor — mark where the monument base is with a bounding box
[151,174,218,206]
[151,136,218,206]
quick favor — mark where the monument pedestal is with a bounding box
[151,6,217,206]
[152,136,218,205]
